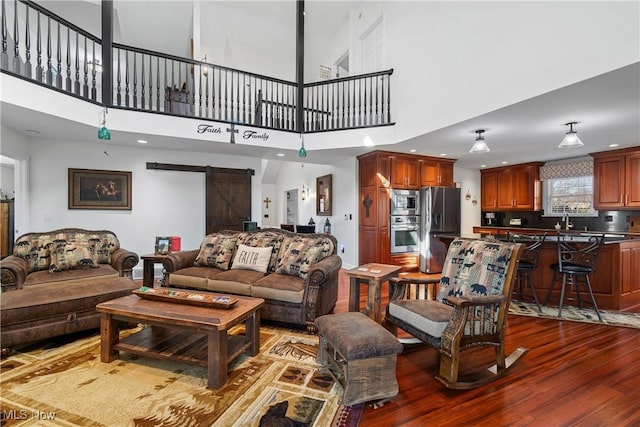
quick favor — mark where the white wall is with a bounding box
[24,138,263,279]
[454,166,482,236]
[272,158,358,269]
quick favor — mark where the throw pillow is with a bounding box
[211,236,238,270]
[49,240,99,272]
[275,237,324,280]
[241,231,285,272]
[194,234,221,266]
[230,244,272,273]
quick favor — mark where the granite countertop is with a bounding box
[469,226,640,244]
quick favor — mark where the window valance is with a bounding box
[539,157,593,180]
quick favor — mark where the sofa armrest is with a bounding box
[110,248,140,279]
[162,250,200,273]
[303,254,343,329]
[0,255,29,292]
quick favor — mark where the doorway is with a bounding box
[285,189,298,225]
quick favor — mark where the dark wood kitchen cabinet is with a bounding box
[420,158,455,187]
[481,162,543,211]
[390,155,420,189]
[591,147,640,209]
[480,171,499,210]
[358,150,457,269]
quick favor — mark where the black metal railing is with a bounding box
[1,0,103,102]
[1,0,394,133]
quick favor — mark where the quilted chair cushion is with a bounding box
[436,239,515,303]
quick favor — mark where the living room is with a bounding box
[2,0,638,280]
[1,1,640,425]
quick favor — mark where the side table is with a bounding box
[141,254,170,287]
[345,263,401,324]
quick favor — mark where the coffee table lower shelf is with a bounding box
[115,327,252,368]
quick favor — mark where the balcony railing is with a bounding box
[1,0,394,133]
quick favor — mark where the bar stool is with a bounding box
[508,232,546,312]
[544,233,605,321]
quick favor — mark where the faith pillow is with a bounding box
[231,244,272,273]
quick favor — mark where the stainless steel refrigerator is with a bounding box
[419,187,461,273]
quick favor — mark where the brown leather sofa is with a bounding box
[1,228,139,354]
[162,228,342,332]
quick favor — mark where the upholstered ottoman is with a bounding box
[314,312,403,406]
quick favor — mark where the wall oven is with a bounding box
[390,189,420,216]
[390,215,420,253]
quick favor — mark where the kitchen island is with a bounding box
[466,227,640,312]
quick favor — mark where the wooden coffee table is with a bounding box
[96,291,264,389]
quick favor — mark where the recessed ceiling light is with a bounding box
[277,153,285,157]
[137,139,148,144]
[609,144,619,147]
[501,161,508,164]
[481,164,487,168]
[409,149,416,153]
[440,153,446,157]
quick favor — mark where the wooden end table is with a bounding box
[141,253,170,287]
[345,263,402,324]
[96,291,264,389]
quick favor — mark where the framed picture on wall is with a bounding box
[316,174,332,216]
[68,168,132,210]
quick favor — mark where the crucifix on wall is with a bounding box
[263,197,271,209]
[227,123,238,144]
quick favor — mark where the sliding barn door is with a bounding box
[205,167,253,233]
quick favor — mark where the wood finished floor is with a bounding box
[333,270,640,427]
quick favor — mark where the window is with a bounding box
[544,176,597,216]
[540,158,597,217]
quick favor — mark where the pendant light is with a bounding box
[97,107,111,140]
[559,122,584,148]
[469,129,490,153]
[298,134,307,158]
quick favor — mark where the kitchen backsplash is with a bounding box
[486,210,640,233]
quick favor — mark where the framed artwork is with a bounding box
[316,174,332,216]
[68,168,132,210]
[155,236,171,255]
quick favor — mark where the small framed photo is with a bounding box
[155,236,171,255]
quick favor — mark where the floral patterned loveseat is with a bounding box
[162,228,342,332]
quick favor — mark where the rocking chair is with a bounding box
[386,238,526,390]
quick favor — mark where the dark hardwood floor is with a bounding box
[332,270,640,426]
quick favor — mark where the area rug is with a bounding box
[0,325,363,426]
[509,301,640,329]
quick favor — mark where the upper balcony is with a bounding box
[1,0,394,138]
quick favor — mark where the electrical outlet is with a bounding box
[604,215,613,222]
[344,214,348,220]
[341,244,345,253]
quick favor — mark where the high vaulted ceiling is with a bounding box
[1,1,638,170]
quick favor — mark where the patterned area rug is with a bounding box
[0,325,363,426]
[509,301,640,329]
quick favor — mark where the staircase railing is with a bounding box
[1,0,394,133]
